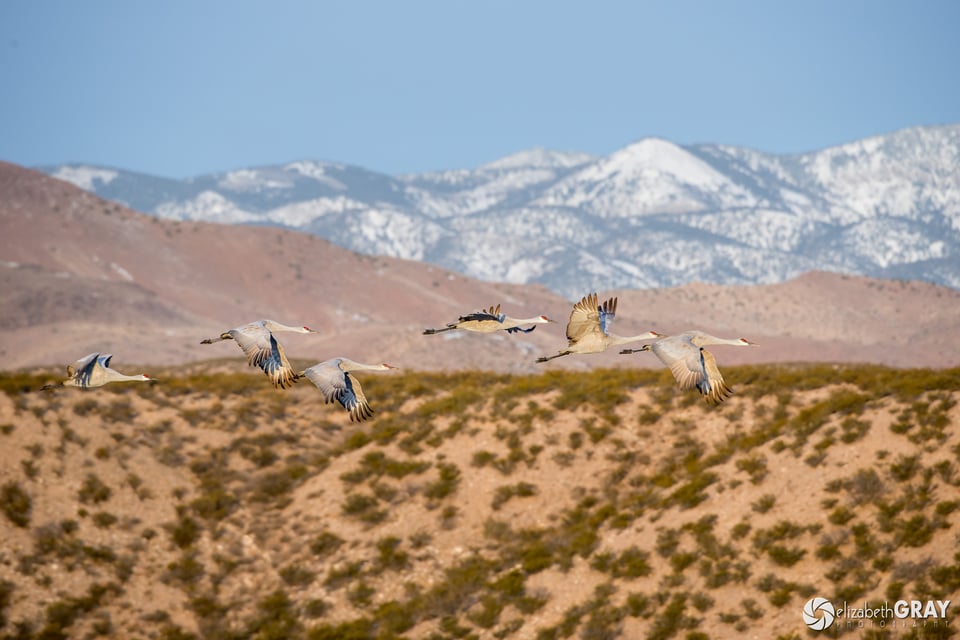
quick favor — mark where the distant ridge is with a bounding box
[42,124,960,297]
[2,161,959,370]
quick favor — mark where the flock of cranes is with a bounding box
[42,293,755,421]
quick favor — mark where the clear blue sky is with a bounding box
[2,1,958,178]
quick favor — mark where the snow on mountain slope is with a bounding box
[267,196,371,228]
[304,207,447,261]
[217,168,296,192]
[284,160,350,190]
[51,165,118,191]
[401,149,594,218]
[677,209,821,253]
[480,148,596,170]
[533,138,757,217]
[155,190,259,223]
[797,125,960,227]
[41,125,960,298]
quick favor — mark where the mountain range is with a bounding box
[2,161,959,371]
[42,125,960,298]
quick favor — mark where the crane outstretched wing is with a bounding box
[598,297,617,335]
[651,337,733,404]
[699,349,733,404]
[650,336,705,391]
[70,352,101,389]
[303,361,374,422]
[566,293,600,342]
[231,325,297,389]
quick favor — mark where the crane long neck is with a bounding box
[608,333,656,347]
[340,360,385,372]
[697,335,747,347]
[110,373,150,382]
[268,322,305,333]
[506,317,545,327]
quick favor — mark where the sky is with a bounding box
[1,1,958,179]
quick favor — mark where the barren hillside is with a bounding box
[0,364,958,639]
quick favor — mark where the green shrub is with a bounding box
[245,589,302,640]
[828,506,855,525]
[375,536,410,571]
[472,450,497,467]
[251,464,309,503]
[91,511,118,529]
[842,468,885,505]
[895,515,935,548]
[840,417,870,443]
[670,552,698,573]
[342,493,386,524]
[73,397,99,416]
[310,531,344,558]
[736,455,768,484]
[323,561,363,589]
[170,515,201,548]
[341,450,430,484]
[519,540,554,574]
[767,544,807,567]
[164,552,205,589]
[751,495,776,514]
[372,600,415,635]
[753,521,811,553]
[308,618,374,640]
[303,598,331,619]
[656,528,681,558]
[648,593,700,640]
[0,481,31,527]
[190,479,238,521]
[664,472,717,509]
[78,473,112,505]
[424,463,461,500]
[491,482,538,510]
[279,564,316,587]
[102,398,137,423]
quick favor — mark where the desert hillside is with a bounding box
[3,161,960,372]
[0,364,958,639]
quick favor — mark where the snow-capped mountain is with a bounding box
[44,125,960,297]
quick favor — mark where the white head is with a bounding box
[537,315,554,324]
[737,338,757,346]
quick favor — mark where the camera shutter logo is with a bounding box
[803,597,836,631]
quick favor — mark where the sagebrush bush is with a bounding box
[0,482,31,527]
[77,473,112,505]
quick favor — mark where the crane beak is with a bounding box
[383,364,399,370]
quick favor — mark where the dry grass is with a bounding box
[0,363,958,639]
